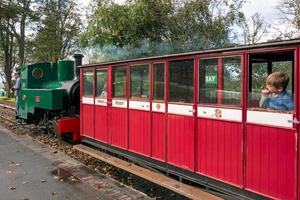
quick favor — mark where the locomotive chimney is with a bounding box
[73,54,84,78]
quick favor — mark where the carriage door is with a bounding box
[110,66,128,149]
[128,64,151,156]
[151,62,166,161]
[81,69,95,139]
[246,50,297,200]
[167,59,195,170]
[94,68,108,143]
[196,56,243,187]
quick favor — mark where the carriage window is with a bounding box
[83,70,94,96]
[199,56,241,106]
[130,64,149,99]
[113,67,126,98]
[199,58,218,104]
[248,62,268,107]
[222,57,242,105]
[96,70,107,98]
[248,51,294,112]
[153,63,165,100]
[169,59,194,103]
[272,61,293,93]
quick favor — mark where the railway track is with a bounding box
[0,103,17,124]
[0,115,16,124]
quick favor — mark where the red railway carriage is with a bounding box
[79,39,300,200]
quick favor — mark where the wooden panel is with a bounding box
[128,110,151,156]
[74,144,222,200]
[152,112,165,161]
[246,124,296,200]
[167,115,194,170]
[95,105,108,143]
[197,118,243,187]
[82,104,94,138]
[110,107,127,149]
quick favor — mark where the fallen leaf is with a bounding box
[68,176,78,182]
[9,187,16,190]
[52,192,58,196]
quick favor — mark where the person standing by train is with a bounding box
[12,71,21,116]
[259,72,294,111]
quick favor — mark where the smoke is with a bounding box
[81,38,236,64]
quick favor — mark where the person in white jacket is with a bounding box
[12,71,21,115]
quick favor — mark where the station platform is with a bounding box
[0,125,150,200]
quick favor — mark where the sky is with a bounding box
[242,0,281,23]
[241,0,283,40]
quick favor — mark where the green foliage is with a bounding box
[0,0,37,96]
[31,0,82,62]
[81,0,171,48]
[167,0,245,50]
[80,0,245,62]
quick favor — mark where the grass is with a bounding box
[0,96,16,103]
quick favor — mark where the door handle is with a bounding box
[288,119,300,124]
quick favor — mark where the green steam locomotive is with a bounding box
[16,55,83,141]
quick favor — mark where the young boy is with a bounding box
[259,72,294,111]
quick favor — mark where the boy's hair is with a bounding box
[266,72,289,90]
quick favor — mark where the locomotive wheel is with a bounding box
[47,120,58,137]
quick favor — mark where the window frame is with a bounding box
[246,49,296,113]
[82,68,94,97]
[198,53,244,108]
[167,57,195,104]
[95,68,108,99]
[112,65,127,99]
[129,63,150,100]
[152,62,165,102]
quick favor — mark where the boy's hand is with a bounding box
[261,89,269,96]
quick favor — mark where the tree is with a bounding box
[239,12,270,45]
[80,0,245,62]
[14,0,36,66]
[167,0,245,50]
[81,0,172,48]
[0,0,36,97]
[32,0,82,62]
[277,0,300,38]
[0,0,19,97]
